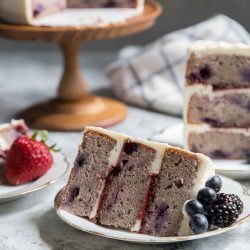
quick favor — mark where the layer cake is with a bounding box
[59,126,215,236]
[0,0,144,25]
[184,41,250,159]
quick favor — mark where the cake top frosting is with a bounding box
[188,40,250,57]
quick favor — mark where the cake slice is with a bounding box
[184,41,250,159]
[60,126,216,236]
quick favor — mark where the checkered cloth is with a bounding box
[107,14,250,116]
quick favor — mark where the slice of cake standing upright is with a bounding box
[184,41,250,159]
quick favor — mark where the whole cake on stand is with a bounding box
[0,0,162,131]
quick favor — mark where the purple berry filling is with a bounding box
[210,150,229,159]
[199,65,212,80]
[123,141,138,155]
[188,65,212,83]
[76,154,86,169]
[33,4,44,18]
[202,118,221,127]
[241,68,250,81]
[104,1,116,7]
[107,187,123,210]
[68,187,80,203]
[154,203,169,232]
[227,96,250,112]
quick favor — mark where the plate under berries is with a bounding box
[0,152,69,203]
[54,176,250,244]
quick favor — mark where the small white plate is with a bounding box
[150,123,250,180]
[54,176,250,244]
[0,152,69,203]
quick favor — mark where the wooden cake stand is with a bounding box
[0,0,162,131]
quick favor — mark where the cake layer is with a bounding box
[60,127,215,236]
[60,129,123,219]
[186,41,250,89]
[98,140,156,229]
[140,149,199,236]
[185,85,250,128]
[185,125,250,159]
[68,0,138,8]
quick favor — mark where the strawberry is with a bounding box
[4,131,58,185]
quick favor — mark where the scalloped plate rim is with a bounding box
[54,176,250,244]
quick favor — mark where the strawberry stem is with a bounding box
[31,130,61,153]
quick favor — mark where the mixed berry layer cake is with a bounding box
[59,127,221,236]
[0,0,144,25]
[184,41,250,159]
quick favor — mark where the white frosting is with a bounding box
[130,219,141,232]
[89,180,106,220]
[188,40,250,57]
[0,0,144,26]
[85,127,214,235]
[0,119,27,151]
[178,154,215,236]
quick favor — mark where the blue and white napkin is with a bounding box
[107,14,250,116]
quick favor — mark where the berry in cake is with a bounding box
[2,129,59,186]
[184,41,250,159]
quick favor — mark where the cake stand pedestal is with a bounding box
[0,0,162,131]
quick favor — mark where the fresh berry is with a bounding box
[4,131,56,185]
[197,187,216,205]
[206,203,239,228]
[185,200,204,217]
[205,175,222,193]
[215,193,243,214]
[189,214,208,234]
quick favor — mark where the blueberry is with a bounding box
[123,141,138,154]
[206,175,222,193]
[186,200,204,217]
[189,214,208,234]
[199,65,212,80]
[197,187,216,205]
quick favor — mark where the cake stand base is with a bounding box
[18,96,127,131]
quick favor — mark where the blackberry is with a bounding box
[229,194,244,214]
[207,203,239,228]
[215,193,243,214]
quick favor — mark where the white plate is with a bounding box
[0,152,69,203]
[150,123,250,180]
[54,176,250,244]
